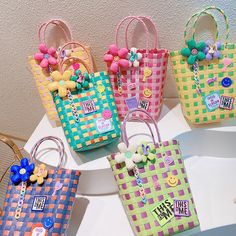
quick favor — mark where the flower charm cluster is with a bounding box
[34,43,58,68]
[137,142,156,162]
[115,142,143,170]
[10,158,35,184]
[70,70,90,90]
[181,38,222,65]
[104,45,142,73]
[204,40,222,60]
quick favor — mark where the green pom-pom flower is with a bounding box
[70,69,90,91]
[181,39,206,65]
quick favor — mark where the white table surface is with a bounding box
[24,99,236,235]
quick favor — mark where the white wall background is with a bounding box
[0,0,235,140]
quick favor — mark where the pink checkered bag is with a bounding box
[104,16,169,120]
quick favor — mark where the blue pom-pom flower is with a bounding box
[10,158,35,184]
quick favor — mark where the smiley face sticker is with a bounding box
[143,88,152,98]
[166,175,179,187]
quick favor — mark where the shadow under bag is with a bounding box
[108,109,199,236]
[0,136,80,235]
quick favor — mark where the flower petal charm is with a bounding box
[115,142,142,170]
[181,39,206,65]
[48,70,76,97]
[104,44,130,73]
[34,43,58,68]
[127,47,142,67]
[30,163,48,185]
[10,158,35,184]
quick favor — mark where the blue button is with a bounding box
[221,77,232,87]
[43,217,54,230]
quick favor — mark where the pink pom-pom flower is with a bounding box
[34,43,58,68]
[104,44,130,73]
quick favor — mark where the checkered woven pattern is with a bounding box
[108,49,169,120]
[170,43,236,124]
[0,168,80,236]
[53,71,121,151]
[28,46,93,121]
[108,140,199,236]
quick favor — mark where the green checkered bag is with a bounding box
[48,46,121,151]
[170,6,236,124]
[108,109,199,236]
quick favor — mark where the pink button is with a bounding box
[102,109,112,119]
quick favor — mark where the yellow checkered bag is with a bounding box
[170,6,236,124]
[28,19,94,121]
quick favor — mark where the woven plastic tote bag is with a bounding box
[108,109,199,236]
[0,136,80,236]
[104,16,169,120]
[28,19,94,121]
[170,6,236,124]
[48,43,121,151]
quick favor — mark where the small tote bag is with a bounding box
[108,109,199,236]
[104,16,169,120]
[0,136,80,236]
[170,6,236,124]
[28,19,94,121]
[0,135,23,217]
[48,43,121,151]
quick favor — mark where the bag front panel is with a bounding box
[0,169,80,236]
[28,46,92,121]
[170,43,236,124]
[108,140,199,236]
[54,71,121,151]
[109,49,169,120]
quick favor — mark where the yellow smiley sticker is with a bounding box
[143,67,152,82]
[143,88,152,98]
[166,175,179,187]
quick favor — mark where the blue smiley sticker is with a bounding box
[43,217,54,230]
[221,77,232,87]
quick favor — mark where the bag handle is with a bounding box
[60,56,92,74]
[184,11,218,42]
[0,135,23,183]
[125,16,158,49]
[30,136,65,171]
[184,6,229,43]
[58,41,94,71]
[121,109,161,147]
[38,19,72,45]
[115,16,150,51]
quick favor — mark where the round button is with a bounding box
[166,175,179,187]
[221,77,232,87]
[102,109,112,119]
[19,168,26,175]
[43,217,54,230]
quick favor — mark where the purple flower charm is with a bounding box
[204,40,222,61]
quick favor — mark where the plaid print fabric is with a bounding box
[28,46,93,121]
[53,71,121,151]
[170,43,236,124]
[108,49,169,120]
[108,140,199,236]
[0,169,80,236]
